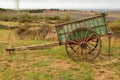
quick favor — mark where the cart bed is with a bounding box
[55,13,108,44]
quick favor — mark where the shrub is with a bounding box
[64,15,71,20]
[18,13,32,23]
[53,15,61,20]
[45,15,60,20]
[16,23,31,35]
[29,9,43,13]
[108,20,120,34]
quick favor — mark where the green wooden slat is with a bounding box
[101,26,107,35]
[79,22,81,28]
[59,27,64,43]
[86,21,88,27]
[84,21,86,27]
[96,18,101,34]
[92,19,98,34]
[76,22,79,28]
[70,23,75,40]
[75,22,78,29]
[56,15,108,44]
[75,22,78,28]
[99,17,102,25]
[89,20,92,27]
[87,20,91,27]
[72,23,76,30]
[62,25,66,42]
[70,23,73,31]
[92,19,95,27]
[56,27,62,43]
[101,17,105,25]
[87,20,90,27]
[68,24,72,32]
[81,22,84,27]
[99,17,107,35]
[64,25,67,33]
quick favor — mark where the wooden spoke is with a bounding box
[70,45,79,53]
[83,30,89,41]
[88,42,95,47]
[90,39,98,42]
[76,47,80,53]
[67,40,79,45]
[87,44,92,51]
[87,42,96,50]
[86,33,94,42]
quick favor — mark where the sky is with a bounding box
[0,0,120,9]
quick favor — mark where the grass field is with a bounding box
[0,28,120,80]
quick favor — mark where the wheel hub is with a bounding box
[80,42,87,49]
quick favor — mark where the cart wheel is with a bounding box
[65,27,102,62]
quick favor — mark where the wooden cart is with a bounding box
[55,13,110,61]
[6,13,111,62]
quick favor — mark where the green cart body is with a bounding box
[55,13,109,61]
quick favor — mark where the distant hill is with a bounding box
[0,8,13,12]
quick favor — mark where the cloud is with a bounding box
[0,0,119,9]
[22,0,120,3]
[20,2,119,9]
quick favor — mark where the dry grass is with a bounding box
[0,11,120,79]
[0,29,120,80]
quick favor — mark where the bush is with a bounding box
[0,11,39,22]
[53,15,61,20]
[64,15,71,20]
[29,9,43,13]
[16,23,31,35]
[108,20,120,34]
[0,11,18,21]
[18,13,32,23]
[45,15,60,20]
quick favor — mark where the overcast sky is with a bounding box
[0,0,120,9]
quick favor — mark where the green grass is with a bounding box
[0,45,94,80]
[34,61,50,67]
[0,29,53,54]
[0,29,120,80]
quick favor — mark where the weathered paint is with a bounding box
[55,14,108,44]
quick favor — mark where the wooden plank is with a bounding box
[6,42,59,54]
